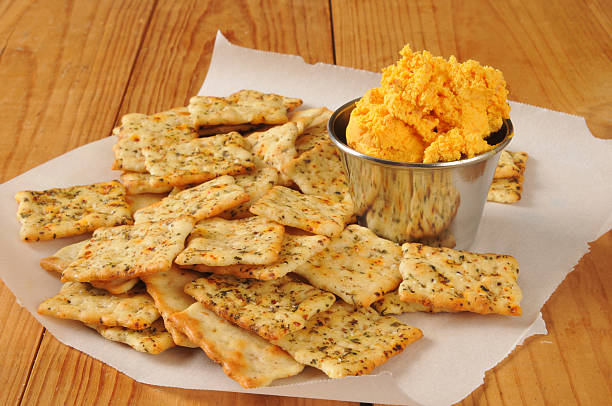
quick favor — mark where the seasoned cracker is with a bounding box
[246,122,300,174]
[61,217,193,282]
[188,89,302,128]
[38,282,159,330]
[88,319,175,354]
[283,139,353,206]
[488,175,524,203]
[182,234,329,280]
[273,301,422,378]
[169,302,304,388]
[126,193,167,215]
[494,150,528,179]
[176,216,284,267]
[185,274,336,341]
[294,225,403,307]
[15,181,132,241]
[293,108,332,154]
[120,172,174,194]
[371,291,438,315]
[249,186,352,237]
[218,167,278,219]
[133,176,249,223]
[112,108,197,172]
[398,243,522,315]
[142,132,255,187]
[141,266,200,347]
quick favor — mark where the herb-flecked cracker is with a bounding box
[185,274,336,341]
[88,319,175,354]
[15,181,132,241]
[218,167,279,219]
[494,150,528,179]
[141,132,255,187]
[126,193,167,215]
[112,108,197,172]
[141,266,200,347]
[398,243,522,315]
[38,282,159,330]
[175,216,284,267]
[371,291,439,315]
[169,302,304,388]
[120,172,174,195]
[487,175,524,204]
[273,301,422,378]
[249,186,352,237]
[182,234,330,280]
[246,122,301,175]
[294,225,403,307]
[133,176,249,224]
[188,89,302,128]
[61,217,193,282]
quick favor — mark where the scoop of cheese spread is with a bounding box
[347,45,510,163]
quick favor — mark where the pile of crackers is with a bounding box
[17,90,523,389]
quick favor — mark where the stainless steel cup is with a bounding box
[328,98,513,249]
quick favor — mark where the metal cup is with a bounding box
[328,98,513,249]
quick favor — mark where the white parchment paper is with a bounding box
[1,32,610,406]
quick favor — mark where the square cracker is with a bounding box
[294,224,403,307]
[15,181,133,241]
[246,122,300,174]
[218,167,279,219]
[169,302,304,388]
[185,274,336,341]
[494,150,528,179]
[142,132,255,187]
[273,301,422,378]
[175,216,284,267]
[399,243,522,315]
[488,175,524,203]
[38,282,159,330]
[133,176,249,224]
[120,172,174,195]
[182,233,330,280]
[141,266,200,347]
[40,240,139,294]
[61,217,193,282]
[88,319,175,354]
[283,139,353,206]
[112,108,197,172]
[249,186,352,237]
[188,89,302,128]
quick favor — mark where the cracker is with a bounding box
[88,319,175,354]
[371,291,438,315]
[293,108,332,154]
[185,274,336,341]
[273,301,422,378]
[112,108,197,172]
[141,266,200,347]
[494,151,528,179]
[120,172,174,194]
[126,193,167,215]
[287,107,327,132]
[283,139,353,206]
[169,302,304,388]
[294,225,403,307]
[40,240,139,294]
[15,181,132,241]
[218,167,279,219]
[133,176,249,224]
[188,89,302,128]
[398,243,522,315]
[249,186,352,237]
[142,132,255,187]
[176,216,284,267]
[246,122,300,174]
[38,282,159,330]
[182,234,330,280]
[61,217,193,282]
[487,175,524,203]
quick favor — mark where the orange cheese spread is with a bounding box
[347,45,510,163]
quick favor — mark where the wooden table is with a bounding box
[1,1,610,405]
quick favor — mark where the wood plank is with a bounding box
[330,0,612,139]
[332,1,612,405]
[0,0,155,404]
[21,1,353,405]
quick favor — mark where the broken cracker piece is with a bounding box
[487,175,524,204]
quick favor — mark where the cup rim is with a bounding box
[328,98,514,169]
